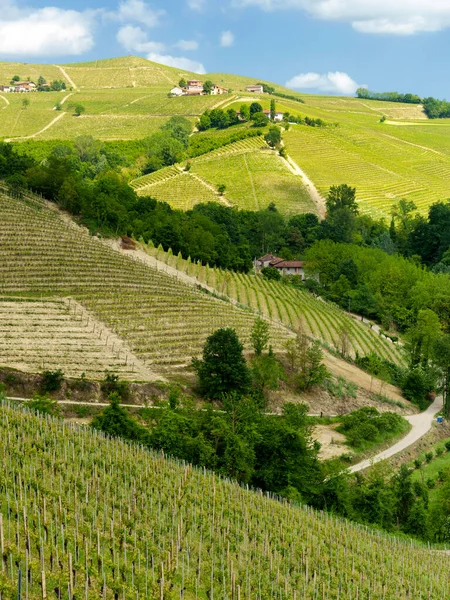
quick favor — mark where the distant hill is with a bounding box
[1,55,450,218]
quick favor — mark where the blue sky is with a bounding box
[1,0,450,98]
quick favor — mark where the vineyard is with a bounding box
[0,191,287,378]
[1,400,449,599]
[131,136,316,214]
[142,243,404,365]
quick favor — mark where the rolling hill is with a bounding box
[1,399,449,599]
[2,55,450,218]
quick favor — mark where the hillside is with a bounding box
[0,189,288,379]
[2,56,450,217]
[1,400,449,599]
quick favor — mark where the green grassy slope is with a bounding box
[1,400,449,599]
[132,136,316,214]
[2,55,450,217]
[0,189,288,378]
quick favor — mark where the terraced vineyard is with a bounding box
[143,244,404,365]
[0,191,287,378]
[132,136,316,214]
[0,297,142,380]
[2,401,450,599]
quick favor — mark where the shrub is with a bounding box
[445,440,450,452]
[27,393,60,416]
[414,458,422,469]
[426,477,436,489]
[101,371,130,401]
[40,369,64,393]
[436,446,444,456]
[425,451,434,463]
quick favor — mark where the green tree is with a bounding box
[270,98,276,121]
[37,75,46,88]
[250,102,263,117]
[74,104,86,116]
[252,112,269,127]
[193,328,252,399]
[217,183,226,195]
[198,112,211,131]
[251,317,270,356]
[22,98,30,109]
[161,116,192,148]
[203,80,214,94]
[405,309,442,367]
[27,394,60,416]
[261,266,281,281]
[92,393,145,441]
[239,103,250,121]
[433,335,450,416]
[178,78,187,88]
[326,184,358,215]
[251,353,283,404]
[264,125,281,148]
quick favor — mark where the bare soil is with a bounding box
[313,424,348,459]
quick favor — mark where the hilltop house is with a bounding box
[246,84,264,94]
[212,84,228,95]
[262,110,285,122]
[170,86,184,96]
[0,85,14,92]
[14,81,36,92]
[186,80,203,91]
[256,253,307,278]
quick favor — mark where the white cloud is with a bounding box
[117,25,165,53]
[0,6,95,56]
[147,53,206,73]
[114,0,164,28]
[187,0,207,11]
[286,71,365,95]
[220,30,235,47]
[232,0,450,35]
[176,39,199,51]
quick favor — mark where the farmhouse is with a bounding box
[0,85,14,92]
[170,86,184,96]
[246,84,264,93]
[186,80,203,91]
[256,254,307,278]
[262,110,285,122]
[14,81,36,92]
[212,84,228,95]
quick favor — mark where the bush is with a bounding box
[425,451,434,463]
[445,440,450,452]
[426,477,436,489]
[261,266,281,281]
[414,458,422,469]
[436,446,444,456]
[346,422,378,447]
[27,393,60,416]
[40,369,64,393]
[101,372,130,401]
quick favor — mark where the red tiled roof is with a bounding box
[271,260,305,269]
[257,253,281,262]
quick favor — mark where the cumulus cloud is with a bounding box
[113,0,164,28]
[147,53,206,73]
[232,0,450,34]
[0,6,95,56]
[117,25,165,53]
[286,71,365,95]
[220,30,235,47]
[176,39,199,51]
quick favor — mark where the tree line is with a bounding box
[356,87,450,119]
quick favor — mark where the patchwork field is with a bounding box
[0,190,288,378]
[132,136,316,214]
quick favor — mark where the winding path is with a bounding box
[349,395,443,473]
[5,112,66,142]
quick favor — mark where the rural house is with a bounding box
[263,109,285,122]
[186,80,203,91]
[212,84,228,95]
[170,86,184,96]
[0,85,14,92]
[246,84,264,93]
[14,81,36,92]
[256,254,307,278]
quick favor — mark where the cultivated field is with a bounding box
[2,401,449,599]
[0,191,287,378]
[143,243,404,365]
[132,136,316,214]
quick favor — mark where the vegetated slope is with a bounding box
[141,242,404,366]
[0,191,287,378]
[131,136,316,214]
[2,401,450,599]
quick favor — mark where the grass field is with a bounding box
[2,400,449,599]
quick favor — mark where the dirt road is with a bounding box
[349,396,443,473]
